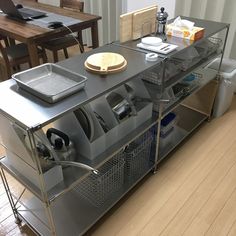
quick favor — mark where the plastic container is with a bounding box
[206,58,236,117]
[160,112,177,136]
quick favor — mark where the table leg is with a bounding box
[27,42,40,67]
[91,21,99,48]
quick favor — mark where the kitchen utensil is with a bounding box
[136,42,178,54]
[141,36,162,46]
[84,52,127,74]
[106,92,132,122]
[46,128,76,162]
[25,133,98,173]
[156,7,168,34]
[132,6,158,40]
[120,11,134,43]
[119,5,158,43]
[74,107,95,141]
[36,144,98,173]
[47,160,99,174]
[94,111,110,133]
[145,53,158,62]
[12,63,87,103]
[125,84,152,105]
[36,147,98,174]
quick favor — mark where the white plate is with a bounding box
[141,37,162,46]
[74,107,95,142]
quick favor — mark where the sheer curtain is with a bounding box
[83,0,124,46]
[175,0,236,59]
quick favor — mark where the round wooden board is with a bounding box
[84,52,128,74]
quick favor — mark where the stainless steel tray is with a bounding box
[12,63,87,103]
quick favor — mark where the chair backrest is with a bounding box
[60,0,84,12]
[0,40,11,80]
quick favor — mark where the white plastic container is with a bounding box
[206,58,236,117]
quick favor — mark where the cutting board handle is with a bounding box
[100,66,108,73]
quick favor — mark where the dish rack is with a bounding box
[75,151,125,207]
[124,131,153,180]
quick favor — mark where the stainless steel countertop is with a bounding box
[0,17,229,130]
[0,44,160,129]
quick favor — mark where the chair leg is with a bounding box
[77,31,84,53]
[42,49,48,63]
[63,48,69,59]
[5,66,12,80]
[53,50,59,63]
[12,65,20,71]
[3,38,9,47]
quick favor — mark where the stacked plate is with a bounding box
[74,107,95,142]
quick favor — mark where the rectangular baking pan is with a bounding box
[12,63,87,103]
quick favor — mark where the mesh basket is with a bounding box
[124,131,153,180]
[75,152,125,207]
[195,37,223,58]
[139,60,181,85]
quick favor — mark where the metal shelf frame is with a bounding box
[0,17,230,236]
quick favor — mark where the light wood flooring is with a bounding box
[1,50,236,235]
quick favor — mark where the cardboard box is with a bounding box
[166,24,205,41]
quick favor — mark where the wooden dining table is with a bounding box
[0,0,101,66]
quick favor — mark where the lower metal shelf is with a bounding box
[158,105,208,162]
[14,163,154,236]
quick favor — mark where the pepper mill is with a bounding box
[157,7,168,34]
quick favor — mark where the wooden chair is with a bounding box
[41,0,84,62]
[0,35,10,47]
[0,39,47,80]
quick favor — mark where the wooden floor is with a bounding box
[1,51,236,235]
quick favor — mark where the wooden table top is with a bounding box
[0,0,101,43]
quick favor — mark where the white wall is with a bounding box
[126,0,176,19]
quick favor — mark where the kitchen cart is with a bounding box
[0,17,229,235]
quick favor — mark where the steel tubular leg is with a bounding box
[0,168,21,224]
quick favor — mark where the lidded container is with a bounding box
[206,57,236,117]
[157,7,168,34]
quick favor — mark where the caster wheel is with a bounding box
[15,217,22,224]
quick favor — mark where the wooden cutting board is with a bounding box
[84,52,127,74]
[119,5,158,43]
[120,11,134,43]
[132,6,158,40]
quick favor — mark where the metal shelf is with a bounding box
[18,210,51,236]
[0,115,158,203]
[0,17,229,236]
[158,105,207,161]
[0,44,157,130]
[162,67,217,117]
[164,51,221,90]
[14,163,155,236]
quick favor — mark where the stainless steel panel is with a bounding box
[12,63,87,104]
